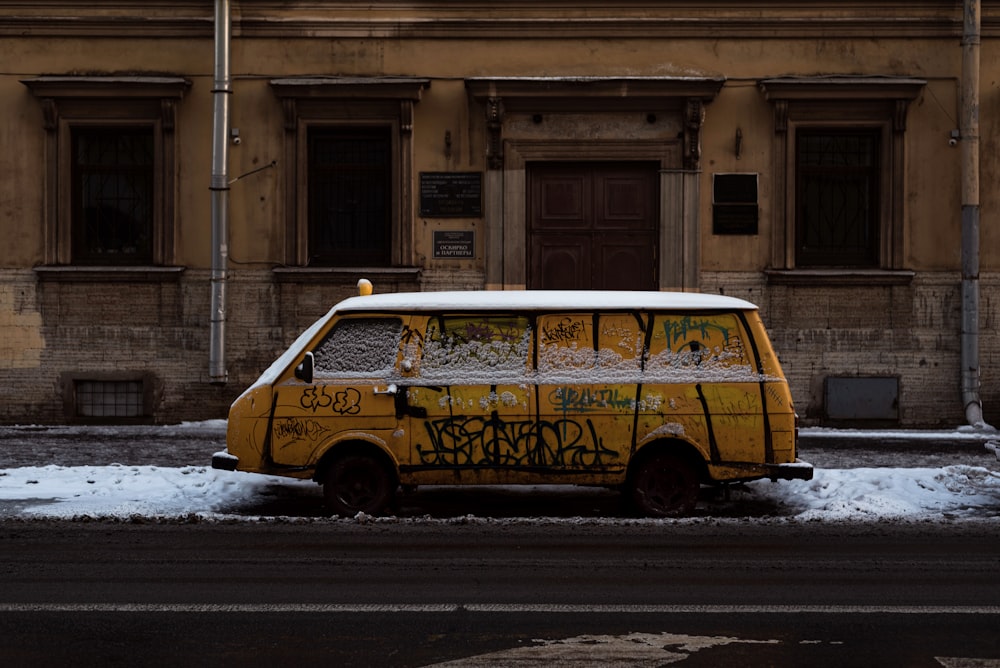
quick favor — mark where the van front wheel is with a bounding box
[323,454,396,517]
[630,453,699,517]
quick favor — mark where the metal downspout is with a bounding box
[960,0,992,428]
[209,0,231,384]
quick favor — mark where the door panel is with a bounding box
[596,236,656,291]
[536,173,589,226]
[534,238,590,291]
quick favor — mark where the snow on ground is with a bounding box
[0,421,999,523]
[0,463,998,523]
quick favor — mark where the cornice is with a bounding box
[1,2,994,40]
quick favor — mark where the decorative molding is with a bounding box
[34,266,186,283]
[272,266,421,284]
[759,76,925,104]
[764,269,915,287]
[485,97,504,171]
[269,77,429,267]
[270,77,430,101]
[774,100,788,135]
[759,75,926,273]
[683,98,705,171]
[0,3,977,40]
[468,77,723,172]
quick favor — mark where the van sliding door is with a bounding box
[406,314,535,484]
[535,312,644,476]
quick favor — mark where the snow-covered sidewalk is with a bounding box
[1,422,998,523]
[1,463,998,524]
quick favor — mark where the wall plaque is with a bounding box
[433,230,475,259]
[420,172,482,217]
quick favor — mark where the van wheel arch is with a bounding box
[627,440,708,517]
[314,441,399,517]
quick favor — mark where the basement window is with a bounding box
[63,374,155,422]
[75,380,145,418]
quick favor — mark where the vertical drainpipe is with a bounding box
[209,0,231,384]
[961,0,990,428]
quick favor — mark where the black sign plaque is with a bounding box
[420,172,482,217]
[433,230,476,259]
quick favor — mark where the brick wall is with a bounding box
[2,267,996,427]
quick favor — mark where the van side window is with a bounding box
[597,314,644,371]
[538,313,646,380]
[646,313,752,379]
[421,315,531,383]
[311,317,402,377]
[537,313,595,377]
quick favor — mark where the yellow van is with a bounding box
[213,285,812,517]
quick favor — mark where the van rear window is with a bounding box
[312,317,402,377]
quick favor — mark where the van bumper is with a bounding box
[767,459,814,481]
[211,450,239,471]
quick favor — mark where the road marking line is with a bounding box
[0,603,999,614]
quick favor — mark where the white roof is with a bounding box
[334,290,757,313]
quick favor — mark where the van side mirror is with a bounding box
[295,352,314,383]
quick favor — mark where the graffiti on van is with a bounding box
[417,414,619,468]
[547,386,636,414]
[273,417,331,448]
[540,317,587,345]
[661,316,731,347]
[710,388,763,428]
[300,386,362,415]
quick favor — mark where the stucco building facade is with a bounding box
[1,1,998,427]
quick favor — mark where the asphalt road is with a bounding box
[1,521,998,666]
[2,426,998,665]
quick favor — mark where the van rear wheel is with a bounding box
[630,453,699,517]
[323,454,396,517]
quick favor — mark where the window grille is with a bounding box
[74,380,146,418]
[308,126,392,266]
[71,127,155,265]
[795,130,880,267]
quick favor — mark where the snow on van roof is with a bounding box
[333,289,758,313]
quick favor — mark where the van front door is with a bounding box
[267,316,407,469]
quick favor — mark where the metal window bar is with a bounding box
[795,130,880,267]
[308,127,391,266]
[75,380,145,418]
[72,127,155,265]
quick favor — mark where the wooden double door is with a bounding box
[528,162,659,291]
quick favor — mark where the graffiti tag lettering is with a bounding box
[662,316,730,347]
[300,386,362,415]
[273,418,330,448]
[416,414,618,468]
[540,317,587,345]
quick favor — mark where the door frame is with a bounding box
[487,140,700,292]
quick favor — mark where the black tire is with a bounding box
[323,454,396,517]
[629,452,700,517]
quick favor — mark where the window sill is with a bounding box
[273,266,422,284]
[764,268,914,287]
[34,266,185,283]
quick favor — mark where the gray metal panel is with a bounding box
[825,376,899,421]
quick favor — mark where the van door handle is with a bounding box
[379,385,428,419]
